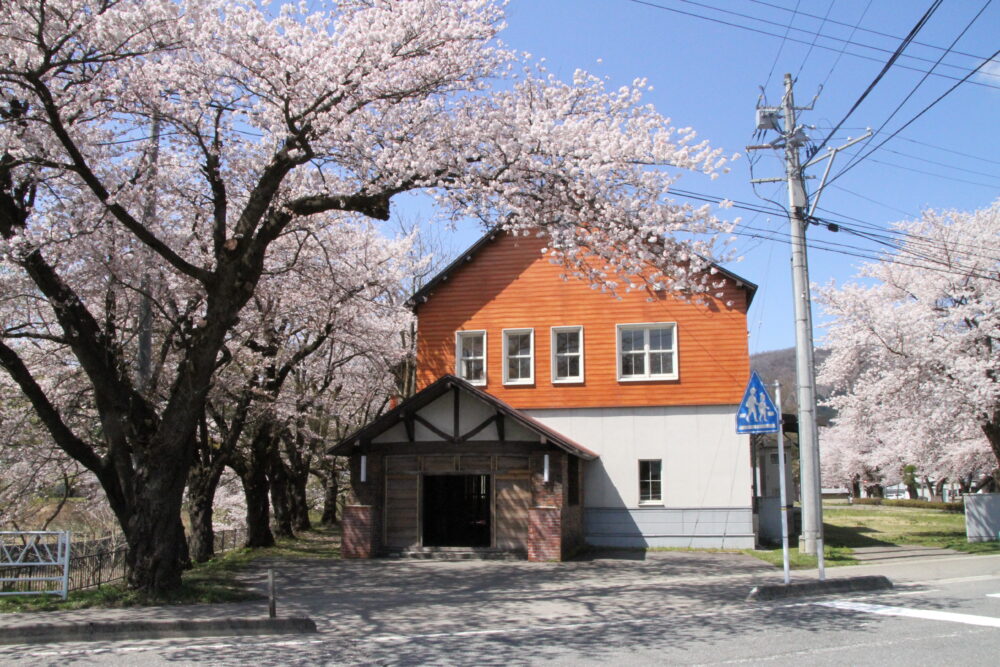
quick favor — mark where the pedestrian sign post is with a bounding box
[736,371,780,434]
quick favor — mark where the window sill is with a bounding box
[503,380,535,387]
[638,501,665,507]
[552,378,584,384]
[618,376,678,383]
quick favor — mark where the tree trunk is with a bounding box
[124,466,190,591]
[187,460,225,563]
[241,461,274,548]
[865,483,884,499]
[905,481,919,499]
[289,474,311,532]
[268,452,294,539]
[934,478,947,502]
[321,473,339,525]
[850,475,861,499]
[983,415,1000,472]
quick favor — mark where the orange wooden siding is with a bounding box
[415,233,751,409]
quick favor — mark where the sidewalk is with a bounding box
[3,547,999,646]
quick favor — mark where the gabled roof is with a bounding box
[330,374,598,460]
[406,229,758,310]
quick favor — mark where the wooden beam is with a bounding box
[412,413,455,442]
[453,385,460,440]
[365,441,543,456]
[457,414,497,443]
[403,412,415,442]
[496,412,505,442]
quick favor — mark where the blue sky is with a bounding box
[407,0,999,356]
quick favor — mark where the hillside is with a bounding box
[750,347,836,426]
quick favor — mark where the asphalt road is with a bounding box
[2,551,999,666]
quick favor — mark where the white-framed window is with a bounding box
[617,323,678,381]
[456,330,486,385]
[551,326,584,383]
[502,328,534,385]
[639,460,662,504]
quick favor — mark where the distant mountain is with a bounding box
[750,347,836,426]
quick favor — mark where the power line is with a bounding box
[748,0,997,63]
[819,0,871,90]
[809,0,944,159]
[831,0,992,181]
[764,0,801,90]
[896,136,1000,166]
[826,45,1000,186]
[623,0,1000,88]
[796,0,834,80]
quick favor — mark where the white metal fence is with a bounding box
[0,531,71,599]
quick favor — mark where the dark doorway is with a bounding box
[423,474,491,547]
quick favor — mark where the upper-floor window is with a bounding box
[456,330,486,385]
[551,326,584,383]
[503,328,534,385]
[617,323,678,381]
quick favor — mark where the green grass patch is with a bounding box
[823,505,972,549]
[746,503,1000,569]
[849,497,964,512]
[0,526,340,613]
[743,544,856,569]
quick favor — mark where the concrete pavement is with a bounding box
[1,546,997,651]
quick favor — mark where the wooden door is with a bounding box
[385,473,419,548]
[495,474,531,552]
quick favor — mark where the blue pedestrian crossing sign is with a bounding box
[736,371,780,434]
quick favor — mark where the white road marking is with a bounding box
[987,593,1000,598]
[817,600,1000,628]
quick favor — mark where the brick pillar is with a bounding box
[342,505,375,559]
[528,506,562,561]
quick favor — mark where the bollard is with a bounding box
[268,568,276,618]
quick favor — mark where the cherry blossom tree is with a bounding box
[1,0,735,592]
[818,200,1000,491]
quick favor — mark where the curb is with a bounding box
[747,575,894,601]
[0,616,317,646]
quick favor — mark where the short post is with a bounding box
[60,531,72,600]
[268,568,276,618]
[774,382,791,586]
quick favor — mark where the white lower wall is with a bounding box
[527,405,754,548]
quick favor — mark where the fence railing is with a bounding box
[0,531,72,599]
[0,528,248,597]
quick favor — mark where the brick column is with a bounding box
[342,505,376,559]
[528,506,562,561]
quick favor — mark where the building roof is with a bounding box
[406,229,758,310]
[330,374,599,460]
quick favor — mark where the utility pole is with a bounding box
[748,73,823,558]
[748,74,871,565]
[781,73,823,558]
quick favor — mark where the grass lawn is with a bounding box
[746,503,1000,570]
[0,525,340,613]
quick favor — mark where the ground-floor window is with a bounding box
[639,460,662,504]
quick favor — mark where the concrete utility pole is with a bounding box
[781,74,823,558]
[748,73,824,558]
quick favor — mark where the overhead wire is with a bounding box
[828,0,993,180]
[748,0,996,63]
[623,0,1000,88]
[795,0,833,80]
[764,0,801,91]
[819,0,872,90]
[825,45,1000,186]
[809,0,944,159]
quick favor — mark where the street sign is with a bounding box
[736,371,780,434]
